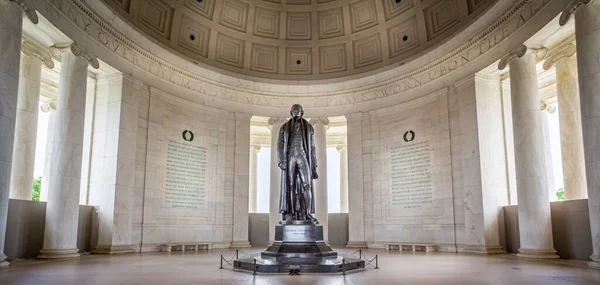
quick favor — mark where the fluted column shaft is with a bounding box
[573,0,600,269]
[346,113,366,247]
[337,145,349,213]
[310,118,329,242]
[556,56,588,200]
[0,0,24,268]
[231,113,252,248]
[39,49,89,259]
[9,53,42,200]
[508,52,558,259]
[248,145,260,213]
[268,118,285,243]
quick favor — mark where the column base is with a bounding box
[517,248,559,259]
[589,254,600,269]
[461,245,505,254]
[230,241,252,248]
[0,254,8,268]
[346,241,368,248]
[93,245,135,255]
[38,248,80,259]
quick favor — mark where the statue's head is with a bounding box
[290,104,304,119]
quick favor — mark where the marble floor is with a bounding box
[1,248,599,285]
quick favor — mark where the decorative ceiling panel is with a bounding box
[215,33,245,68]
[287,12,312,40]
[350,0,379,33]
[286,47,312,75]
[424,0,463,41]
[353,34,383,68]
[318,7,345,39]
[219,0,249,33]
[184,0,215,20]
[251,44,279,74]
[320,43,347,73]
[102,0,496,80]
[178,15,210,58]
[254,7,280,39]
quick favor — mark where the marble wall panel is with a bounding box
[365,89,455,248]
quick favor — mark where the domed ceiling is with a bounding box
[103,0,495,81]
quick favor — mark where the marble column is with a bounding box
[345,113,366,247]
[540,107,556,200]
[499,45,558,259]
[337,145,349,213]
[0,0,29,268]
[310,118,329,243]
[231,113,252,248]
[248,145,260,213]
[565,0,600,269]
[9,42,54,200]
[38,43,98,259]
[268,117,286,243]
[544,45,587,200]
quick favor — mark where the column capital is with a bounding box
[309,117,330,126]
[9,0,38,24]
[345,112,363,122]
[336,144,346,152]
[540,100,556,114]
[559,0,592,26]
[543,39,577,70]
[50,43,100,69]
[268,117,287,129]
[21,37,54,69]
[252,144,262,151]
[498,45,547,70]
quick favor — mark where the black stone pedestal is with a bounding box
[233,220,365,274]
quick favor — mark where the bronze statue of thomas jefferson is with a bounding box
[277,104,319,221]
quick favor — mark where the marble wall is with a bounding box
[364,88,456,250]
[136,88,235,251]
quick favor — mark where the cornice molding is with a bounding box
[10,0,38,24]
[543,36,577,70]
[559,0,592,26]
[21,36,54,69]
[50,43,100,69]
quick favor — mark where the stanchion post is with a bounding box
[253,258,257,275]
[219,255,223,269]
[236,249,239,259]
[342,258,346,275]
[375,255,379,269]
[359,249,362,259]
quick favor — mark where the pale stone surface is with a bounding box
[248,145,260,214]
[500,80,518,205]
[268,118,286,243]
[39,50,89,259]
[0,0,23,268]
[9,54,42,200]
[231,113,251,248]
[88,73,141,254]
[311,117,329,243]
[454,74,507,254]
[541,111,556,200]
[338,144,349,213]
[346,113,366,248]
[508,53,558,259]
[575,0,600,269]
[364,89,454,249]
[555,56,587,200]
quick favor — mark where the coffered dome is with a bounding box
[103,0,495,81]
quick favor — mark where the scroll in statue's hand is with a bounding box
[278,161,287,170]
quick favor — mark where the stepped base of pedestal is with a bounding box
[93,245,135,254]
[588,261,600,269]
[0,261,8,268]
[38,248,80,259]
[517,248,559,259]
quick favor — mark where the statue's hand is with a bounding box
[278,161,287,170]
[312,170,319,179]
